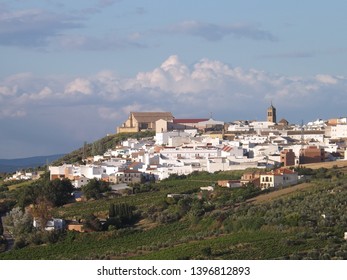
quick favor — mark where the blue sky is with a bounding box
[1,0,347,158]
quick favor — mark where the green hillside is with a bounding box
[1,165,347,260]
[52,131,155,165]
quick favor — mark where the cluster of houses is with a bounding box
[30,107,347,233]
[4,170,43,181]
[48,106,347,192]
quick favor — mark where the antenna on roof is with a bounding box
[210,112,213,119]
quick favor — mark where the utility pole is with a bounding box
[83,141,87,161]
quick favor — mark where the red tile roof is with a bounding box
[266,168,297,175]
[173,118,209,124]
[222,145,234,152]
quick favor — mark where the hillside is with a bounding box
[51,131,155,165]
[0,154,65,173]
[1,165,347,260]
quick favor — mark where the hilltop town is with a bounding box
[48,105,346,190]
[2,104,347,260]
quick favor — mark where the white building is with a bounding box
[250,121,275,131]
[239,135,268,144]
[33,218,65,231]
[155,131,193,146]
[153,165,194,180]
[326,124,347,139]
[221,145,244,158]
[227,122,250,132]
[160,146,220,160]
[250,144,279,158]
[206,157,230,173]
[260,168,298,190]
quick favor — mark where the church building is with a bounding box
[267,103,277,123]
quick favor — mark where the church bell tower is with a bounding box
[267,103,276,123]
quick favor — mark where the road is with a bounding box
[1,216,14,252]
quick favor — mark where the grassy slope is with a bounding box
[2,169,347,260]
[52,131,155,165]
[2,157,347,259]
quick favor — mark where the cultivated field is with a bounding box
[299,160,347,170]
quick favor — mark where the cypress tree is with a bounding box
[0,217,3,236]
[108,203,115,218]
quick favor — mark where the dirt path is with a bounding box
[1,216,14,252]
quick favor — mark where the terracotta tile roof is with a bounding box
[173,118,209,124]
[128,162,142,168]
[266,168,297,175]
[222,145,234,152]
[131,112,173,122]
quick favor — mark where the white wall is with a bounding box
[330,124,347,139]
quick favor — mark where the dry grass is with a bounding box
[247,183,314,205]
[135,218,158,231]
[295,160,347,170]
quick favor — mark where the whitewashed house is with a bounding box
[33,218,66,231]
[260,168,298,190]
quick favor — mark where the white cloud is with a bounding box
[0,9,82,47]
[315,74,338,84]
[0,55,346,125]
[64,78,93,95]
[3,55,347,158]
[0,85,17,97]
[0,108,26,119]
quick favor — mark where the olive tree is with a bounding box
[3,207,33,237]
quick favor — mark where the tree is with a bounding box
[189,199,205,217]
[0,217,3,236]
[82,179,110,200]
[2,207,33,237]
[92,141,104,156]
[16,178,74,209]
[0,200,16,216]
[29,197,53,231]
[107,203,137,229]
[43,178,74,206]
[16,183,41,209]
[109,203,116,218]
[83,214,102,231]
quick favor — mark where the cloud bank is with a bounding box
[0,9,83,47]
[163,21,278,42]
[1,55,346,121]
[1,55,346,157]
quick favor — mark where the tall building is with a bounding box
[267,103,277,123]
[117,112,174,133]
[299,146,325,164]
[280,149,296,167]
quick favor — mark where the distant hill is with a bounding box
[0,154,65,173]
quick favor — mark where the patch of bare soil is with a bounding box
[247,183,314,205]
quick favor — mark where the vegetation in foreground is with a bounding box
[1,165,347,260]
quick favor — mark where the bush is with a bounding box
[13,237,28,250]
[28,232,44,245]
[82,179,110,200]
